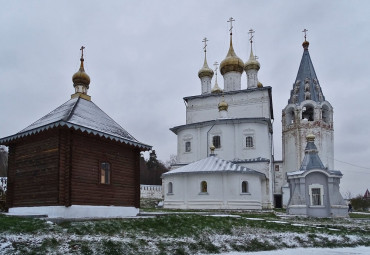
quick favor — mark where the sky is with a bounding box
[0,0,369,197]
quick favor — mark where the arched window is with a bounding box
[241,181,248,193]
[322,105,330,123]
[201,181,208,193]
[185,141,191,152]
[286,108,295,125]
[246,136,254,148]
[302,105,314,121]
[100,162,110,184]
[168,182,173,194]
[213,136,221,148]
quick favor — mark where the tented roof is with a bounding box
[0,97,151,150]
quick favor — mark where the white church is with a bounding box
[162,19,341,211]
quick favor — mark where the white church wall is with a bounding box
[185,89,271,125]
[163,173,264,209]
[176,122,272,165]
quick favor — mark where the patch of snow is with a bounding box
[266,220,288,224]
[207,215,241,218]
[244,217,265,221]
[213,246,370,255]
[291,223,307,227]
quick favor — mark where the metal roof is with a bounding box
[299,139,325,171]
[0,97,151,150]
[170,117,272,135]
[162,155,266,178]
[288,44,326,105]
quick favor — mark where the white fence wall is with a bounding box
[140,185,162,199]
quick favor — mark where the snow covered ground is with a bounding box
[1,212,369,254]
[216,246,370,255]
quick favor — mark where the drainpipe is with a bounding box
[206,121,217,157]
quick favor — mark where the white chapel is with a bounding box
[162,19,339,210]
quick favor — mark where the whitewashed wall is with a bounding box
[163,172,265,209]
[140,185,162,199]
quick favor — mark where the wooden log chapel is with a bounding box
[0,47,151,218]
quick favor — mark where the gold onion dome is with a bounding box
[211,80,223,93]
[198,58,214,78]
[220,36,244,75]
[257,81,263,88]
[72,56,90,88]
[306,133,315,142]
[218,99,228,112]
[302,40,309,50]
[245,50,260,71]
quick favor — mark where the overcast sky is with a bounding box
[0,0,369,196]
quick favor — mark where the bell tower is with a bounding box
[282,31,334,175]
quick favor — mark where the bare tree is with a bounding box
[165,154,177,169]
[0,146,7,177]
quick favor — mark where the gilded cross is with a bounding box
[202,37,208,52]
[213,61,219,73]
[80,46,85,58]
[248,29,255,43]
[227,17,235,33]
[302,29,308,41]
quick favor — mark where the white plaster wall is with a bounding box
[223,72,242,92]
[176,121,272,164]
[163,172,263,209]
[201,76,212,94]
[246,69,258,89]
[186,89,271,124]
[8,205,139,218]
[140,185,163,199]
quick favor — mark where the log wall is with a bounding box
[7,130,59,207]
[6,127,142,209]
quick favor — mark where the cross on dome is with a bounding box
[80,46,85,59]
[302,29,308,41]
[227,17,235,34]
[213,61,219,73]
[202,37,208,52]
[248,29,255,43]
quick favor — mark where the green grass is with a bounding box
[1,211,370,254]
[0,214,51,234]
[349,212,370,218]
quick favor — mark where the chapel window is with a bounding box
[185,141,191,152]
[241,181,249,193]
[245,136,254,148]
[201,181,208,193]
[213,136,221,149]
[168,182,173,194]
[100,162,110,184]
[311,188,321,206]
[309,184,324,206]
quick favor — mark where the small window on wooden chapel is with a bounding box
[213,136,221,149]
[100,162,110,184]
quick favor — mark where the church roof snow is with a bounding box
[162,155,265,177]
[0,97,151,150]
